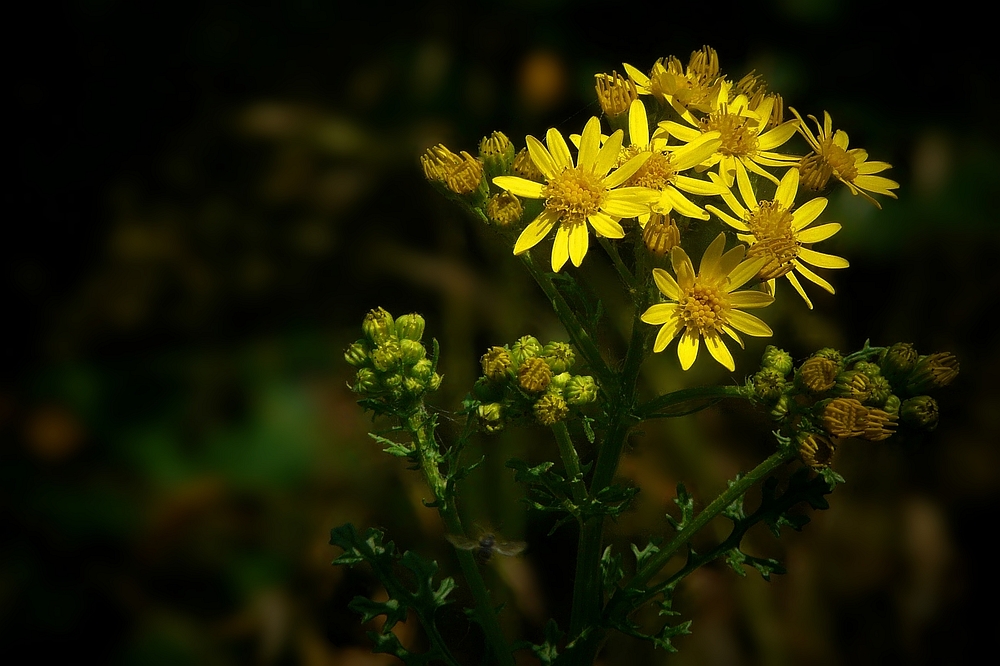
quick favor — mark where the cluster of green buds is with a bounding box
[748,343,958,469]
[467,336,598,431]
[345,308,443,415]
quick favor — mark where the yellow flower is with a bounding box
[620,99,728,224]
[706,167,847,309]
[493,117,659,272]
[641,233,773,371]
[623,46,724,122]
[659,80,800,187]
[790,108,899,208]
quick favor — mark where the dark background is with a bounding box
[5,1,998,664]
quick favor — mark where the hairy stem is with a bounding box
[636,384,751,419]
[410,409,515,666]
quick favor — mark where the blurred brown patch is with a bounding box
[24,404,84,461]
[518,51,567,114]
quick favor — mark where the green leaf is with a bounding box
[631,538,662,570]
[600,546,625,596]
[666,483,694,531]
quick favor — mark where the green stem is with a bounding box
[608,449,794,619]
[551,422,587,504]
[598,237,634,290]
[636,384,751,419]
[519,253,612,385]
[566,307,648,661]
[410,410,515,666]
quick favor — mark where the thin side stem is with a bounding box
[599,237,634,290]
[519,253,612,385]
[410,410,515,666]
[636,384,751,419]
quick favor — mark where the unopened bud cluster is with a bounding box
[469,336,597,431]
[747,343,958,469]
[346,308,443,414]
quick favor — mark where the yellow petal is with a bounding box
[796,222,841,243]
[727,256,767,290]
[653,319,684,353]
[670,132,723,170]
[757,120,800,151]
[672,174,729,196]
[526,135,558,180]
[790,198,828,230]
[706,204,749,231]
[716,246,746,281]
[699,233,727,277]
[670,247,695,289]
[628,99,649,148]
[587,212,625,238]
[726,309,773,337]
[551,223,571,272]
[774,168,799,208]
[601,193,652,218]
[602,150,647,187]
[623,62,650,89]
[652,268,682,300]
[853,175,899,196]
[577,117,602,171]
[513,209,559,255]
[793,261,835,294]
[786,271,814,309]
[641,302,678,325]
[704,333,735,371]
[546,128,573,170]
[594,129,625,177]
[727,290,774,309]
[568,221,589,267]
[677,330,700,370]
[798,247,849,269]
[857,160,892,175]
[735,160,757,210]
[661,188,709,220]
[658,120,701,143]
[493,176,544,199]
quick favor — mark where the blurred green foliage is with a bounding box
[4,1,998,664]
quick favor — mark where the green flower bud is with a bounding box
[485,191,523,227]
[550,371,572,392]
[761,345,793,376]
[411,358,433,382]
[510,336,543,367]
[353,368,378,394]
[753,368,786,402]
[770,394,791,421]
[905,353,959,394]
[565,375,598,405]
[542,342,576,373]
[832,370,872,402]
[518,357,552,393]
[796,356,838,394]
[400,339,426,364]
[534,393,569,425]
[900,396,939,430]
[344,340,370,368]
[363,307,396,345]
[477,402,504,432]
[371,340,402,372]
[383,374,403,392]
[478,130,516,179]
[853,361,881,380]
[395,313,425,341]
[428,373,443,392]
[866,375,892,407]
[797,432,837,469]
[812,347,843,367]
[480,346,513,381]
[880,342,918,384]
[883,394,901,416]
[404,377,424,395]
[821,398,867,438]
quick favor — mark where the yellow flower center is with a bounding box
[622,148,676,191]
[703,111,759,157]
[820,138,858,180]
[543,167,606,226]
[745,201,798,280]
[679,280,728,334]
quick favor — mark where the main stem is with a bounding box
[410,410,515,666]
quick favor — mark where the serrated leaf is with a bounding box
[600,546,625,596]
[582,416,596,444]
[631,538,662,569]
[667,483,694,531]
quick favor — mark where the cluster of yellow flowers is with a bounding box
[422,46,899,372]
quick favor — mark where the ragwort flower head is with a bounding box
[620,99,728,224]
[659,80,800,187]
[623,46,724,120]
[493,117,659,272]
[707,167,847,309]
[641,233,773,371]
[790,108,899,208]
